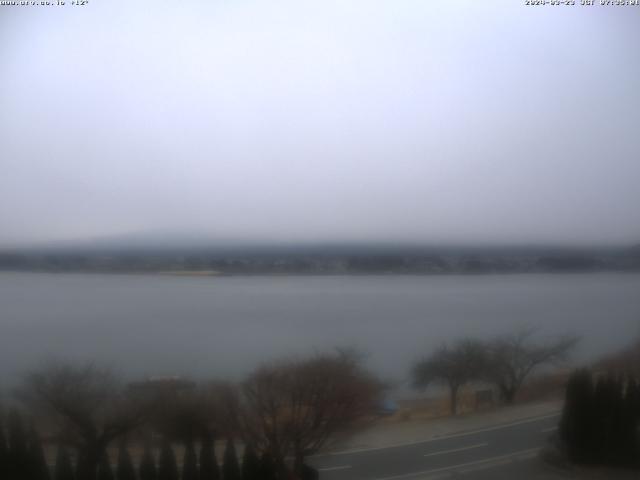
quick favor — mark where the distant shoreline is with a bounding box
[156,270,223,277]
[2,269,640,278]
[1,244,638,277]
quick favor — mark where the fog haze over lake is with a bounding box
[2,272,638,389]
[2,1,639,248]
[2,1,639,391]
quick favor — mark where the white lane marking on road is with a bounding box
[456,457,512,474]
[374,447,540,480]
[317,465,352,472]
[455,449,539,476]
[541,426,557,433]
[313,412,560,457]
[423,442,488,457]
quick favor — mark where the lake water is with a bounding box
[1,272,639,389]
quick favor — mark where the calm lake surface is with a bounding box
[1,272,639,388]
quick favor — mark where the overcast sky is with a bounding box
[1,1,639,248]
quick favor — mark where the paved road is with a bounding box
[309,413,561,480]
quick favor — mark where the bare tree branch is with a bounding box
[484,328,579,404]
[238,352,383,477]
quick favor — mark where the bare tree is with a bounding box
[412,339,486,415]
[147,379,239,444]
[238,351,383,477]
[19,362,149,480]
[484,327,578,404]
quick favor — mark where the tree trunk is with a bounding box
[502,387,516,404]
[294,451,319,480]
[500,382,518,404]
[450,384,459,415]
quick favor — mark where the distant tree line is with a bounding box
[559,369,640,468]
[1,245,639,275]
[412,327,578,414]
[0,350,383,480]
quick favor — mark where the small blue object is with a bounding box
[378,398,399,415]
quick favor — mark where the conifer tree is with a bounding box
[28,427,51,480]
[620,377,639,466]
[609,375,626,465]
[53,446,75,480]
[591,375,611,462]
[98,451,115,480]
[240,444,260,480]
[8,409,30,478]
[182,441,199,480]
[116,443,136,480]
[560,369,594,463]
[139,445,157,480]
[222,440,241,480]
[0,414,8,479]
[628,377,640,420]
[198,435,219,480]
[157,441,178,480]
[632,377,640,466]
[76,448,89,480]
[258,452,277,480]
